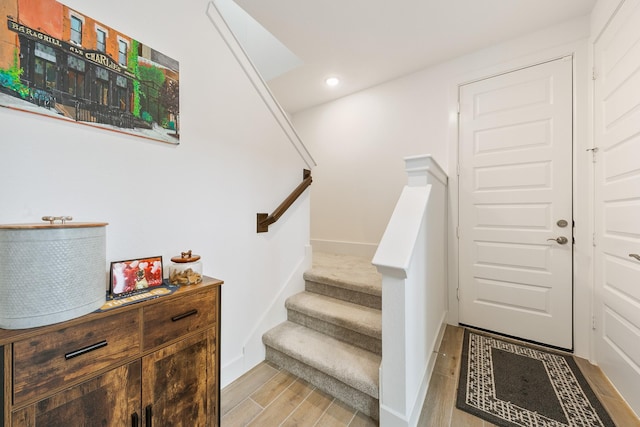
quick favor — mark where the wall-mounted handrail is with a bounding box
[257,169,312,233]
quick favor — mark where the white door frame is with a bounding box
[446,44,593,360]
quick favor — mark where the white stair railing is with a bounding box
[373,155,448,427]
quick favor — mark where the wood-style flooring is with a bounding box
[221,325,640,426]
[220,362,376,426]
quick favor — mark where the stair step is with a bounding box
[286,292,381,354]
[304,252,382,309]
[263,321,380,419]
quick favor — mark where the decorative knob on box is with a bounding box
[42,216,73,224]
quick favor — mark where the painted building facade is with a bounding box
[1,0,179,133]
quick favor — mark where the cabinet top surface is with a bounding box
[0,276,223,344]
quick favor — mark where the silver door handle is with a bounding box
[547,236,568,245]
[629,254,640,262]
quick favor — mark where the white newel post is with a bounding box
[373,155,448,427]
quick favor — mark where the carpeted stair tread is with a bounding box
[304,252,381,297]
[262,321,380,398]
[286,292,381,340]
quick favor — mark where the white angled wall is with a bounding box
[0,0,310,387]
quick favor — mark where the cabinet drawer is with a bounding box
[143,288,216,351]
[13,310,140,404]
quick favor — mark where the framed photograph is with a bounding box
[110,256,163,298]
[1,0,180,144]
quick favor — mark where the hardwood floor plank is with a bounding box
[250,369,298,408]
[417,371,455,426]
[574,357,620,401]
[433,325,464,379]
[316,399,357,426]
[434,326,464,371]
[281,388,334,427]
[221,398,263,427]
[248,378,315,426]
[348,411,378,427]
[598,394,640,427]
[221,362,280,416]
[573,357,640,427]
[450,407,490,427]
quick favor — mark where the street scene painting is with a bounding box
[0,0,179,144]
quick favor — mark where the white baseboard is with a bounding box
[221,352,245,389]
[311,239,378,259]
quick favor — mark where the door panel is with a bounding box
[142,330,211,427]
[458,58,573,349]
[594,0,640,415]
[11,361,141,427]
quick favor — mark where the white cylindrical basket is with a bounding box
[0,220,107,329]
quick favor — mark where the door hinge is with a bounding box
[592,67,598,81]
[592,315,597,330]
[456,287,460,301]
[457,102,461,114]
[592,232,597,247]
[456,226,460,238]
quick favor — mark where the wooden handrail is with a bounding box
[257,169,312,233]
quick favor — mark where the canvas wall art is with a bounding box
[0,0,179,144]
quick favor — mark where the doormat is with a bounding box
[456,329,616,427]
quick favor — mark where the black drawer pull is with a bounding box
[171,309,198,322]
[64,340,108,360]
[132,412,139,427]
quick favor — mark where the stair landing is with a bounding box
[305,252,382,297]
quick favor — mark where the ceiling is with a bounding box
[230,0,596,113]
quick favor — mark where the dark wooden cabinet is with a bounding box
[0,277,223,427]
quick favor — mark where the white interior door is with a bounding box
[458,58,573,350]
[594,0,640,415]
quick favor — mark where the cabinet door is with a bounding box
[142,330,213,427]
[12,360,141,427]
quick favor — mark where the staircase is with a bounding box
[262,252,382,420]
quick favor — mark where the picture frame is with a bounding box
[109,256,163,298]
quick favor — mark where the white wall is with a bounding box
[293,16,594,357]
[0,0,310,387]
[292,66,451,258]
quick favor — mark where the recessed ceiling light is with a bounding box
[325,77,340,87]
